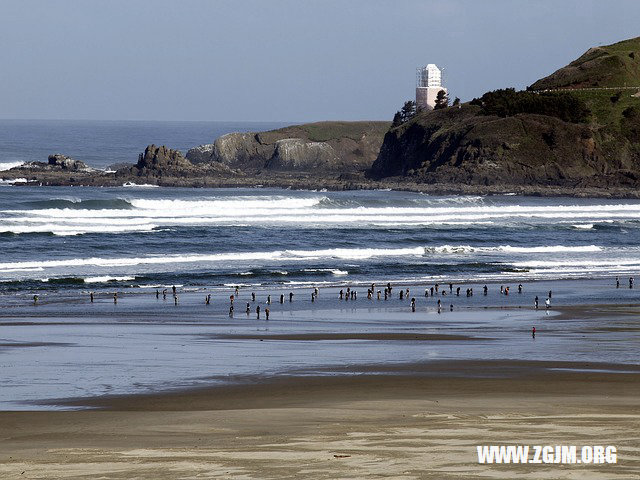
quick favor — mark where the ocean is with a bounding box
[1,120,640,409]
[0,119,287,170]
[0,186,640,295]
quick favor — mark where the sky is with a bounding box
[0,0,639,122]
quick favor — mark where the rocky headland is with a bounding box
[2,36,640,197]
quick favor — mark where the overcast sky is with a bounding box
[1,0,638,122]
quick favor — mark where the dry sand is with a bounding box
[1,360,639,479]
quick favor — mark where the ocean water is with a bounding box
[0,119,287,170]
[0,186,640,294]
[1,121,640,409]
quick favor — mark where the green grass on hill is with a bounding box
[545,89,640,130]
[530,36,640,90]
[259,121,391,144]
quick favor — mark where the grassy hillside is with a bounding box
[530,36,640,90]
[256,121,390,143]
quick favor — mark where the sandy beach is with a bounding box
[1,286,639,478]
[1,359,639,479]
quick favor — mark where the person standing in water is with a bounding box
[172,285,176,296]
[289,292,294,302]
[113,292,118,304]
[256,305,260,319]
[280,294,284,304]
[251,292,256,302]
[616,276,620,288]
[267,295,271,305]
[518,284,523,294]
[532,326,536,338]
[534,296,539,309]
[630,277,634,289]
[174,295,178,306]
[411,297,416,312]
[483,285,488,295]
[156,289,159,299]
[90,292,94,303]
[545,297,551,309]
[265,307,270,320]
[246,302,250,314]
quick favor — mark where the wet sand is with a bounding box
[213,332,486,341]
[1,297,640,478]
[2,361,640,479]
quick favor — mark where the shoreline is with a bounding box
[3,170,640,199]
[2,360,639,478]
[51,358,640,412]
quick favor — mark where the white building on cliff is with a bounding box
[416,64,447,110]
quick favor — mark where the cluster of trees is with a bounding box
[470,88,590,123]
[391,92,461,127]
[392,101,417,127]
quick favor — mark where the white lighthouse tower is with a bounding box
[416,64,447,110]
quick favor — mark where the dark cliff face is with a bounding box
[369,105,640,188]
[368,105,631,187]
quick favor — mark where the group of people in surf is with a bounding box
[74,277,635,326]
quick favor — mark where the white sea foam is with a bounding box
[3,194,640,236]
[84,275,136,283]
[423,245,602,254]
[0,244,615,273]
[0,223,157,235]
[0,161,24,171]
[121,182,159,188]
[0,178,28,185]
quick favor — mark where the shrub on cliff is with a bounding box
[471,88,590,123]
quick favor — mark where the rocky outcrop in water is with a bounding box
[186,121,390,173]
[47,154,91,171]
[119,144,198,178]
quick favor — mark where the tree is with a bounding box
[434,90,449,110]
[392,111,403,128]
[400,101,417,121]
[392,100,417,127]
[452,97,461,107]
